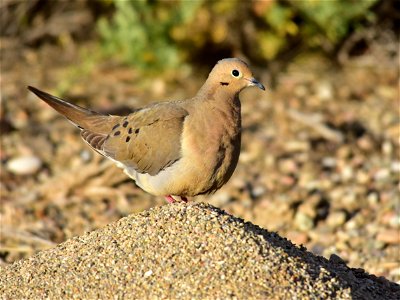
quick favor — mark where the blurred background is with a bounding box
[1,0,399,282]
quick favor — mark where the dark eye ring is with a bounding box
[232,69,240,77]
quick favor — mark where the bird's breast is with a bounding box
[179,102,241,195]
[129,100,242,197]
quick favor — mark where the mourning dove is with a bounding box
[28,58,265,203]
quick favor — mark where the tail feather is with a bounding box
[28,86,114,134]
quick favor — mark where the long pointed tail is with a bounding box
[28,86,112,133]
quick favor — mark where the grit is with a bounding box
[1,203,398,299]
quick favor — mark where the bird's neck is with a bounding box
[191,86,241,134]
[196,83,239,107]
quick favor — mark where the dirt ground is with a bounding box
[1,15,399,285]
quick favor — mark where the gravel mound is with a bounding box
[1,203,398,299]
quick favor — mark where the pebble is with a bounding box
[283,140,310,152]
[382,140,393,155]
[374,168,390,182]
[357,136,374,151]
[327,211,347,228]
[6,155,42,175]
[279,159,298,173]
[356,170,370,185]
[295,211,314,231]
[391,161,400,172]
[367,192,379,206]
[251,185,266,198]
[342,192,357,207]
[376,229,400,244]
[317,81,333,101]
[322,157,337,168]
[80,150,92,162]
[144,270,153,278]
[341,166,354,181]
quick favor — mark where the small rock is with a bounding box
[251,185,266,198]
[6,155,42,175]
[322,157,336,168]
[357,136,374,151]
[374,168,390,182]
[341,166,354,181]
[342,192,357,206]
[382,140,393,155]
[317,81,333,101]
[327,211,347,228]
[80,150,92,162]
[367,192,379,206]
[278,159,298,173]
[283,140,309,152]
[295,211,314,231]
[376,229,400,244]
[345,219,359,231]
[144,270,153,278]
[356,170,370,185]
[391,161,400,173]
[280,175,296,186]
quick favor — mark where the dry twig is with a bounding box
[286,109,344,143]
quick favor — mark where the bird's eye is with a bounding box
[231,69,240,77]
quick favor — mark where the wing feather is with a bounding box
[102,103,188,176]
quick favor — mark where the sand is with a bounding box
[1,203,399,299]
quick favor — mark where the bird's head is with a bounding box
[205,58,265,95]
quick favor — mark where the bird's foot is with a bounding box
[165,195,175,203]
[164,195,188,203]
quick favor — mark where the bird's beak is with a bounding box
[247,78,265,91]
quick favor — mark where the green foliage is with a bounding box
[97,0,202,72]
[259,3,298,59]
[97,0,379,69]
[259,0,377,58]
[291,0,377,45]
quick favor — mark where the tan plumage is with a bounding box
[28,58,265,202]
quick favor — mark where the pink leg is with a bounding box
[164,195,188,203]
[165,195,175,203]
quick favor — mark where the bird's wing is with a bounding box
[28,86,188,176]
[99,103,189,176]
